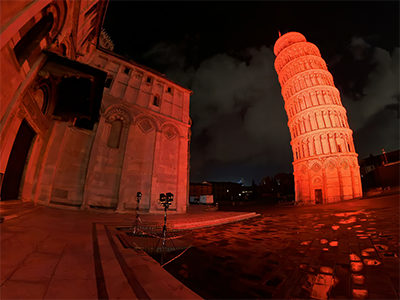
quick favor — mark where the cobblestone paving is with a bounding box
[164,198,400,299]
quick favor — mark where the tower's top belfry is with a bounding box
[273,32,307,56]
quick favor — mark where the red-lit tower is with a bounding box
[274,32,362,204]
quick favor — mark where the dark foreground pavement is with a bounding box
[0,192,398,299]
[0,203,258,299]
[163,193,400,299]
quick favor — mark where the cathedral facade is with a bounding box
[274,32,362,204]
[0,0,192,213]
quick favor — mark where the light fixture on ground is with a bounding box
[131,191,142,235]
[158,192,174,265]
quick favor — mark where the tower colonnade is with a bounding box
[274,32,362,204]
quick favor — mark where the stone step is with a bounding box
[100,224,202,300]
[172,212,261,229]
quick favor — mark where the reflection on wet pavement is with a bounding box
[163,206,399,299]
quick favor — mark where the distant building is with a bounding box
[189,182,213,199]
[258,176,278,198]
[274,173,295,196]
[359,150,399,189]
[206,181,243,201]
[359,150,399,176]
[257,173,294,200]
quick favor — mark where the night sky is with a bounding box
[103,1,399,185]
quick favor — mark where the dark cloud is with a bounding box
[146,44,294,184]
[341,40,399,158]
[104,1,399,185]
[143,36,398,185]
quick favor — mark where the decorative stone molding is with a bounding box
[161,123,181,140]
[311,162,321,173]
[138,119,155,133]
[160,126,175,140]
[104,106,132,127]
[99,28,114,51]
[325,159,337,171]
[20,92,48,135]
[340,158,349,171]
[133,71,143,80]
[45,1,67,45]
[163,129,177,140]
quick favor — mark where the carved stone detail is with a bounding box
[134,72,143,80]
[138,119,154,133]
[326,159,336,171]
[311,163,321,173]
[104,107,131,126]
[162,126,178,140]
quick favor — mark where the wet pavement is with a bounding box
[163,194,400,299]
[0,202,256,299]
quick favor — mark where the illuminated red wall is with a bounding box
[274,32,362,204]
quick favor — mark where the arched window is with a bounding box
[104,76,113,89]
[107,120,123,148]
[60,43,67,56]
[153,96,160,106]
[33,86,49,114]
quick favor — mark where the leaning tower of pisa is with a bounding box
[274,32,362,205]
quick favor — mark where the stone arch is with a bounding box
[294,144,300,160]
[30,78,51,115]
[327,133,335,153]
[289,126,295,140]
[46,1,67,43]
[291,124,295,138]
[104,105,132,127]
[327,110,336,127]
[320,133,329,154]
[312,175,323,185]
[311,135,318,155]
[296,117,302,134]
[60,42,68,56]
[302,138,310,157]
[103,106,131,149]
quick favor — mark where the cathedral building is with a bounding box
[0,0,192,213]
[274,32,362,204]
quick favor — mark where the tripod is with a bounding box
[131,192,142,235]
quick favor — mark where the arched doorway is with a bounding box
[1,120,36,200]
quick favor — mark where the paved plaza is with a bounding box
[0,203,257,299]
[0,190,399,299]
[165,192,400,299]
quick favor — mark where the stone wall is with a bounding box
[1,0,192,214]
[82,49,192,212]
